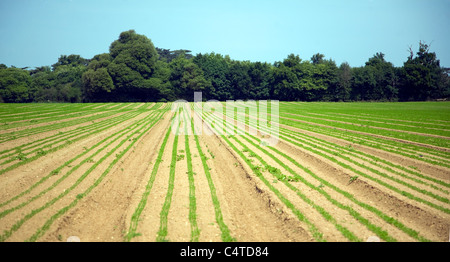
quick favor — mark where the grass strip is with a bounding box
[0,111,160,218]
[280,131,450,214]
[0,111,143,176]
[237,108,450,213]
[222,106,432,241]
[0,110,161,242]
[191,109,235,242]
[282,119,450,168]
[156,114,181,242]
[207,107,381,242]
[198,106,324,241]
[0,110,141,165]
[24,110,164,242]
[0,110,119,143]
[237,134,361,241]
[281,130,450,206]
[220,132,325,241]
[125,112,172,241]
[183,108,200,242]
[281,112,450,137]
[282,127,450,190]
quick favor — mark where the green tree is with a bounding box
[0,67,31,102]
[193,53,231,101]
[364,52,398,101]
[350,53,398,101]
[270,54,302,101]
[310,58,338,101]
[52,54,89,71]
[157,48,193,63]
[400,42,445,100]
[30,66,53,102]
[332,62,352,101]
[151,60,173,101]
[169,54,210,101]
[227,60,252,100]
[29,54,88,103]
[82,68,114,101]
[82,53,114,101]
[49,64,85,102]
[107,30,169,101]
[297,60,319,101]
[311,53,325,65]
[351,66,376,101]
[271,54,337,101]
[247,61,271,100]
[28,66,48,100]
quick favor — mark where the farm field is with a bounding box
[0,101,449,242]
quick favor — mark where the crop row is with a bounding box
[279,102,450,125]
[0,105,167,242]
[280,102,450,128]
[236,101,450,167]
[195,101,448,241]
[248,103,450,211]
[1,102,447,242]
[125,104,234,242]
[0,109,148,176]
[281,116,450,168]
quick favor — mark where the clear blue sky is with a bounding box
[1,0,449,69]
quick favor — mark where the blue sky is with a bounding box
[0,0,449,68]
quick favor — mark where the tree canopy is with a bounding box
[1,31,448,103]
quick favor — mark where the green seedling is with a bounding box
[36,149,46,156]
[16,152,27,161]
[348,176,359,185]
[176,154,185,161]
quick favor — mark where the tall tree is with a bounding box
[271,54,337,101]
[0,67,31,102]
[351,66,376,101]
[193,53,231,101]
[29,66,52,102]
[157,48,193,62]
[248,61,271,100]
[270,54,302,101]
[400,42,445,101]
[52,54,89,71]
[365,52,398,101]
[311,53,325,65]
[350,53,398,101]
[82,53,114,101]
[332,62,352,101]
[227,60,252,100]
[107,30,169,101]
[311,58,338,101]
[169,54,211,101]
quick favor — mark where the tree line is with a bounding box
[1,30,449,103]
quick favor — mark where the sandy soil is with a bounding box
[0,103,448,242]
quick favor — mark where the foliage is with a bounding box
[81,54,114,101]
[156,47,193,63]
[106,30,170,102]
[399,42,448,101]
[169,54,210,101]
[270,54,338,101]
[193,52,231,101]
[1,31,448,103]
[0,68,31,102]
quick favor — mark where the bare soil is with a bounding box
[1,104,448,242]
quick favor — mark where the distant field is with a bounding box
[0,101,449,242]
